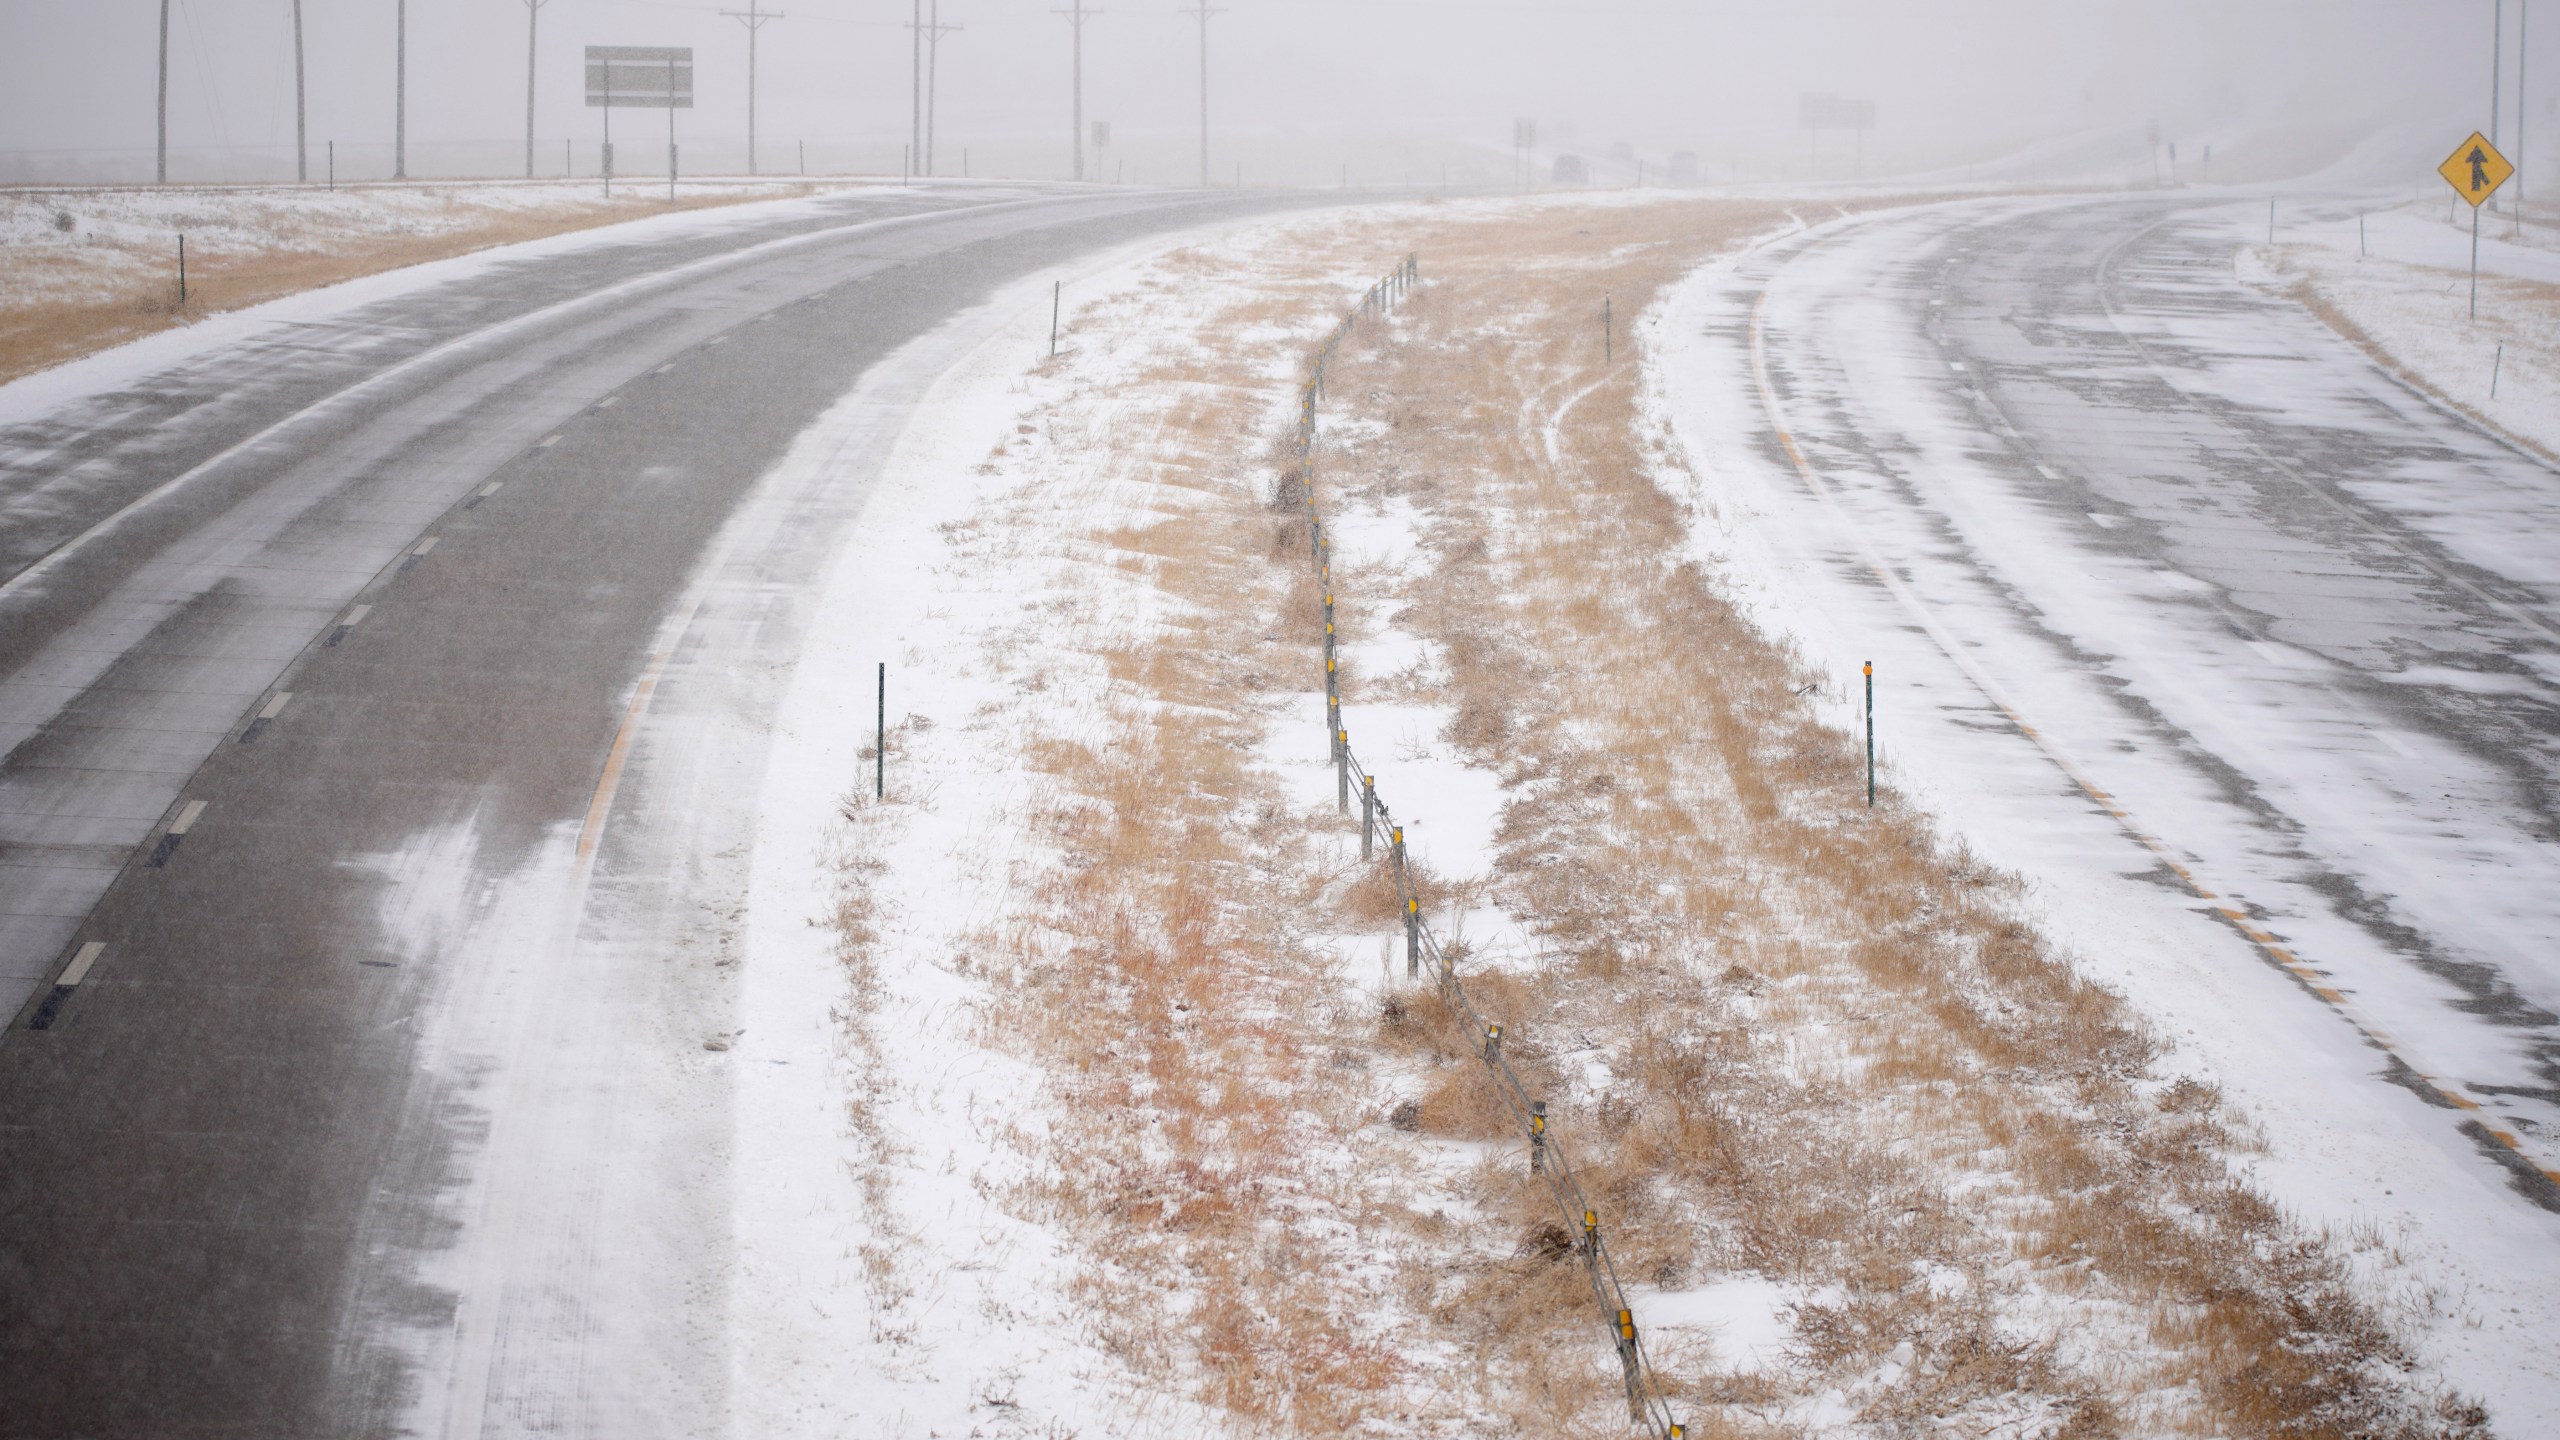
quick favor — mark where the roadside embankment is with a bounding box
[0,180,836,383]
[2255,197,2560,463]
[763,188,2490,1435]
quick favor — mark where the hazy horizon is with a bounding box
[0,1,2538,187]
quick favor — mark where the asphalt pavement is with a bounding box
[0,181,1305,1438]
[1729,193,2560,1202]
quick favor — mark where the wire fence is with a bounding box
[1286,256,1688,1440]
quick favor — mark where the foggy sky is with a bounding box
[0,1,2533,185]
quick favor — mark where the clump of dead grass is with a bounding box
[1293,196,2486,1438]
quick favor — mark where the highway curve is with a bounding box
[0,181,1306,1438]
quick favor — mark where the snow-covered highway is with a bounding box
[0,181,1305,1437]
[1658,191,2560,1419]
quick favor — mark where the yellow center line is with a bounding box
[573,594,707,874]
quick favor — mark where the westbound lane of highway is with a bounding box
[0,182,1308,1437]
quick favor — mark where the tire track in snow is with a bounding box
[1741,222,2560,1207]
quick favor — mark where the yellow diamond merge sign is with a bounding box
[2440,131,2515,207]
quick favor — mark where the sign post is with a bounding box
[2439,130,2516,319]
[1799,93,1878,179]
[586,46,694,201]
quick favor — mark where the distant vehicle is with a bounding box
[1553,154,1588,184]
[1667,151,1700,183]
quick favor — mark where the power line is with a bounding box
[720,0,784,176]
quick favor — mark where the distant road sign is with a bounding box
[585,46,694,108]
[2439,130,2513,207]
[1798,92,1876,131]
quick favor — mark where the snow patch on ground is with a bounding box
[1647,201,2560,1432]
[0,179,840,306]
[0,182,929,424]
[2255,194,2560,457]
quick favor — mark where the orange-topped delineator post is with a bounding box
[1864,660,1875,808]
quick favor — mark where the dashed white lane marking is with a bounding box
[168,800,207,836]
[595,396,620,410]
[536,435,561,449]
[341,603,371,627]
[706,336,727,347]
[258,692,291,720]
[411,537,439,557]
[476,481,503,499]
[58,942,105,987]
[654,364,675,375]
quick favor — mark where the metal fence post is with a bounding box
[1276,255,1680,1440]
[1864,660,1875,808]
[1616,1311,1645,1421]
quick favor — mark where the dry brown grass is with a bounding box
[939,240,1446,1433]
[825,791,925,1345]
[0,187,805,384]
[836,194,2490,1437]
[1292,197,2490,1437]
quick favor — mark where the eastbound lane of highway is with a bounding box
[1690,194,2560,1195]
[0,183,1303,1437]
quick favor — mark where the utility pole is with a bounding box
[2523,0,2533,232]
[909,0,921,186]
[293,0,308,182]
[922,1,961,176]
[1053,0,1100,181]
[2496,0,2507,150]
[1181,1,1224,188]
[522,0,550,180]
[156,0,170,183]
[395,0,409,179]
[722,0,784,176]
